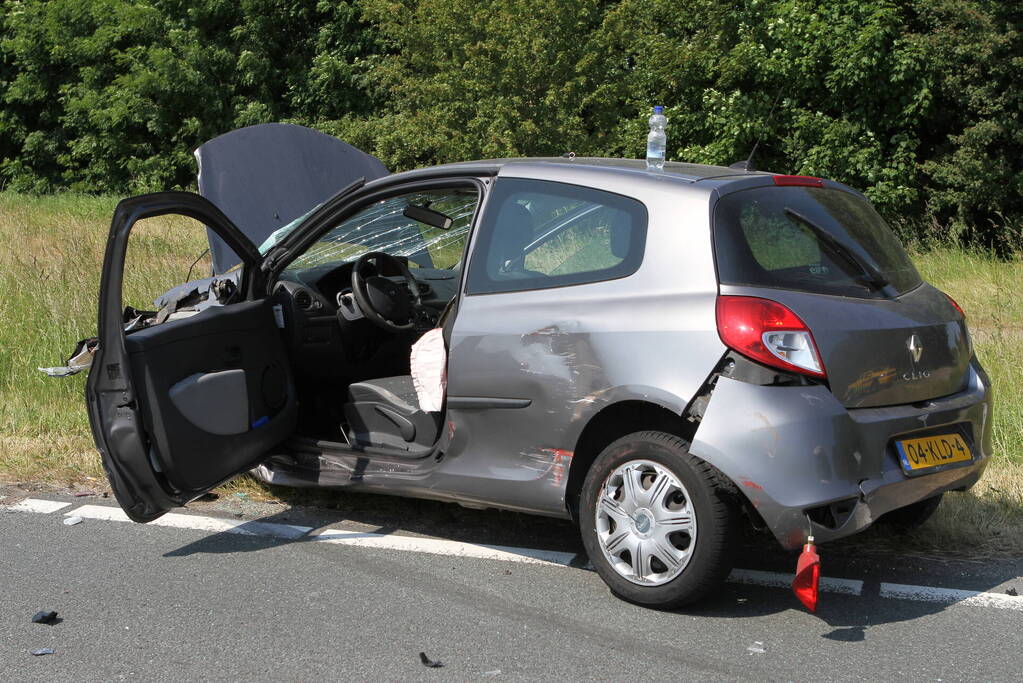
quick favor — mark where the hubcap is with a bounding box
[594,460,696,586]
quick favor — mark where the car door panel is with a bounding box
[124,300,296,493]
[169,370,249,436]
[87,192,296,522]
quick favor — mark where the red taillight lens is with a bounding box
[716,296,826,378]
[772,175,824,187]
[944,293,966,319]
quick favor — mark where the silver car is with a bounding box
[86,125,993,607]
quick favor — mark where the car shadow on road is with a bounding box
[162,485,586,559]
[680,580,972,641]
[163,484,1022,631]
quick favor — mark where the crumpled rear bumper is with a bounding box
[690,360,993,550]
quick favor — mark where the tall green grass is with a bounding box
[912,248,1023,465]
[0,193,208,483]
[0,192,1019,552]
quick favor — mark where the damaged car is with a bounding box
[77,124,993,608]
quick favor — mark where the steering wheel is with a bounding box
[350,252,424,332]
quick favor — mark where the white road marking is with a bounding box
[729,568,864,596]
[70,504,311,540]
[4,498,71,514]
[310,528,580,566]
[880,582,1023,611]
[9,498,1023,610]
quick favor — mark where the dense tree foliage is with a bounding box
[1,0,1020,247]
[0,0,376,191]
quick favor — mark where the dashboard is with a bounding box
[271,258,459,381]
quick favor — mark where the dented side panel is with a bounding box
[690,363,993,549]
[431,170,726,516]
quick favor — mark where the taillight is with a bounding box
[772,175,824,188]
[943,292,972,357]
[716,296,826,378]
[944,292,966,319]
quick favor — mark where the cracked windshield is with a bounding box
[282,189,478,273]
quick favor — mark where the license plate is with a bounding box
[894,433,973,474]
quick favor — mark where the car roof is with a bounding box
[378,156,772,190]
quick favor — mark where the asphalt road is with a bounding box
[2,490,1022,681]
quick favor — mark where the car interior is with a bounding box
[268,186,479,453]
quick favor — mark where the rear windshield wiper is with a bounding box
[784,208,890,291]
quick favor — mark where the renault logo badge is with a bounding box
[907,334,923,363]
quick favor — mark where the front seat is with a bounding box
[344,376,441,451]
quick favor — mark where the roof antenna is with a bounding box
[730,91,782,173]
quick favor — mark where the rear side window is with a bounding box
[466,178,647,294]
[713,186,921,298]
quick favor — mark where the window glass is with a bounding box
[714,186,921,298]
[123,215,213,311]
[466,178,647,294]
[283,188,477,275]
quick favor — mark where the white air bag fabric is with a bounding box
[410,328,446,413]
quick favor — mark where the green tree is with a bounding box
[342,0,611,169]
[1,0,1020,248]
[0,0,379,192]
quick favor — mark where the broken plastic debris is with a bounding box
[31,611,59,624]
[63,516,83,526]
[30,648,55,656]
[1007,587,1018,597]
[37,365,81,378]
[73,491,96,497]
[747,641,766,655]
[419,652,445,668]
[38,338,98,377]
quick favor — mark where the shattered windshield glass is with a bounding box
[282,189,478,273]
[258,208,317,255]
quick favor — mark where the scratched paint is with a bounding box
[521,448,574,486]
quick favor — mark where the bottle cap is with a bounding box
[653,105,664,114]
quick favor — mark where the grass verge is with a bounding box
[0,192,1020,555]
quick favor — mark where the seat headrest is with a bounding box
[488,202,536,272]
[610,218,630,259]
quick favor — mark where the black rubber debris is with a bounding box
[30,648,55,656]
[1007,587,1018,597]
[31,611,60,625]
[419,652,445,668]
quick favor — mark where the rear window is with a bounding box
[713,186,921,298]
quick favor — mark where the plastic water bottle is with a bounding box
[646,105,667,171]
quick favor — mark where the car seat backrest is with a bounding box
[487,202,535,273]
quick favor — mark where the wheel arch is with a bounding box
[565,400,697,520]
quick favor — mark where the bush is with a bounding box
[1,0,1020,249]
[0,0,378,193]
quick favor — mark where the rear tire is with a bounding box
[578,430,739,608]
[878,493,943,532]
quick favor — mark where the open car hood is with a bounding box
[196,123,389,273]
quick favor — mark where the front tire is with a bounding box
[579,431,739,608]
